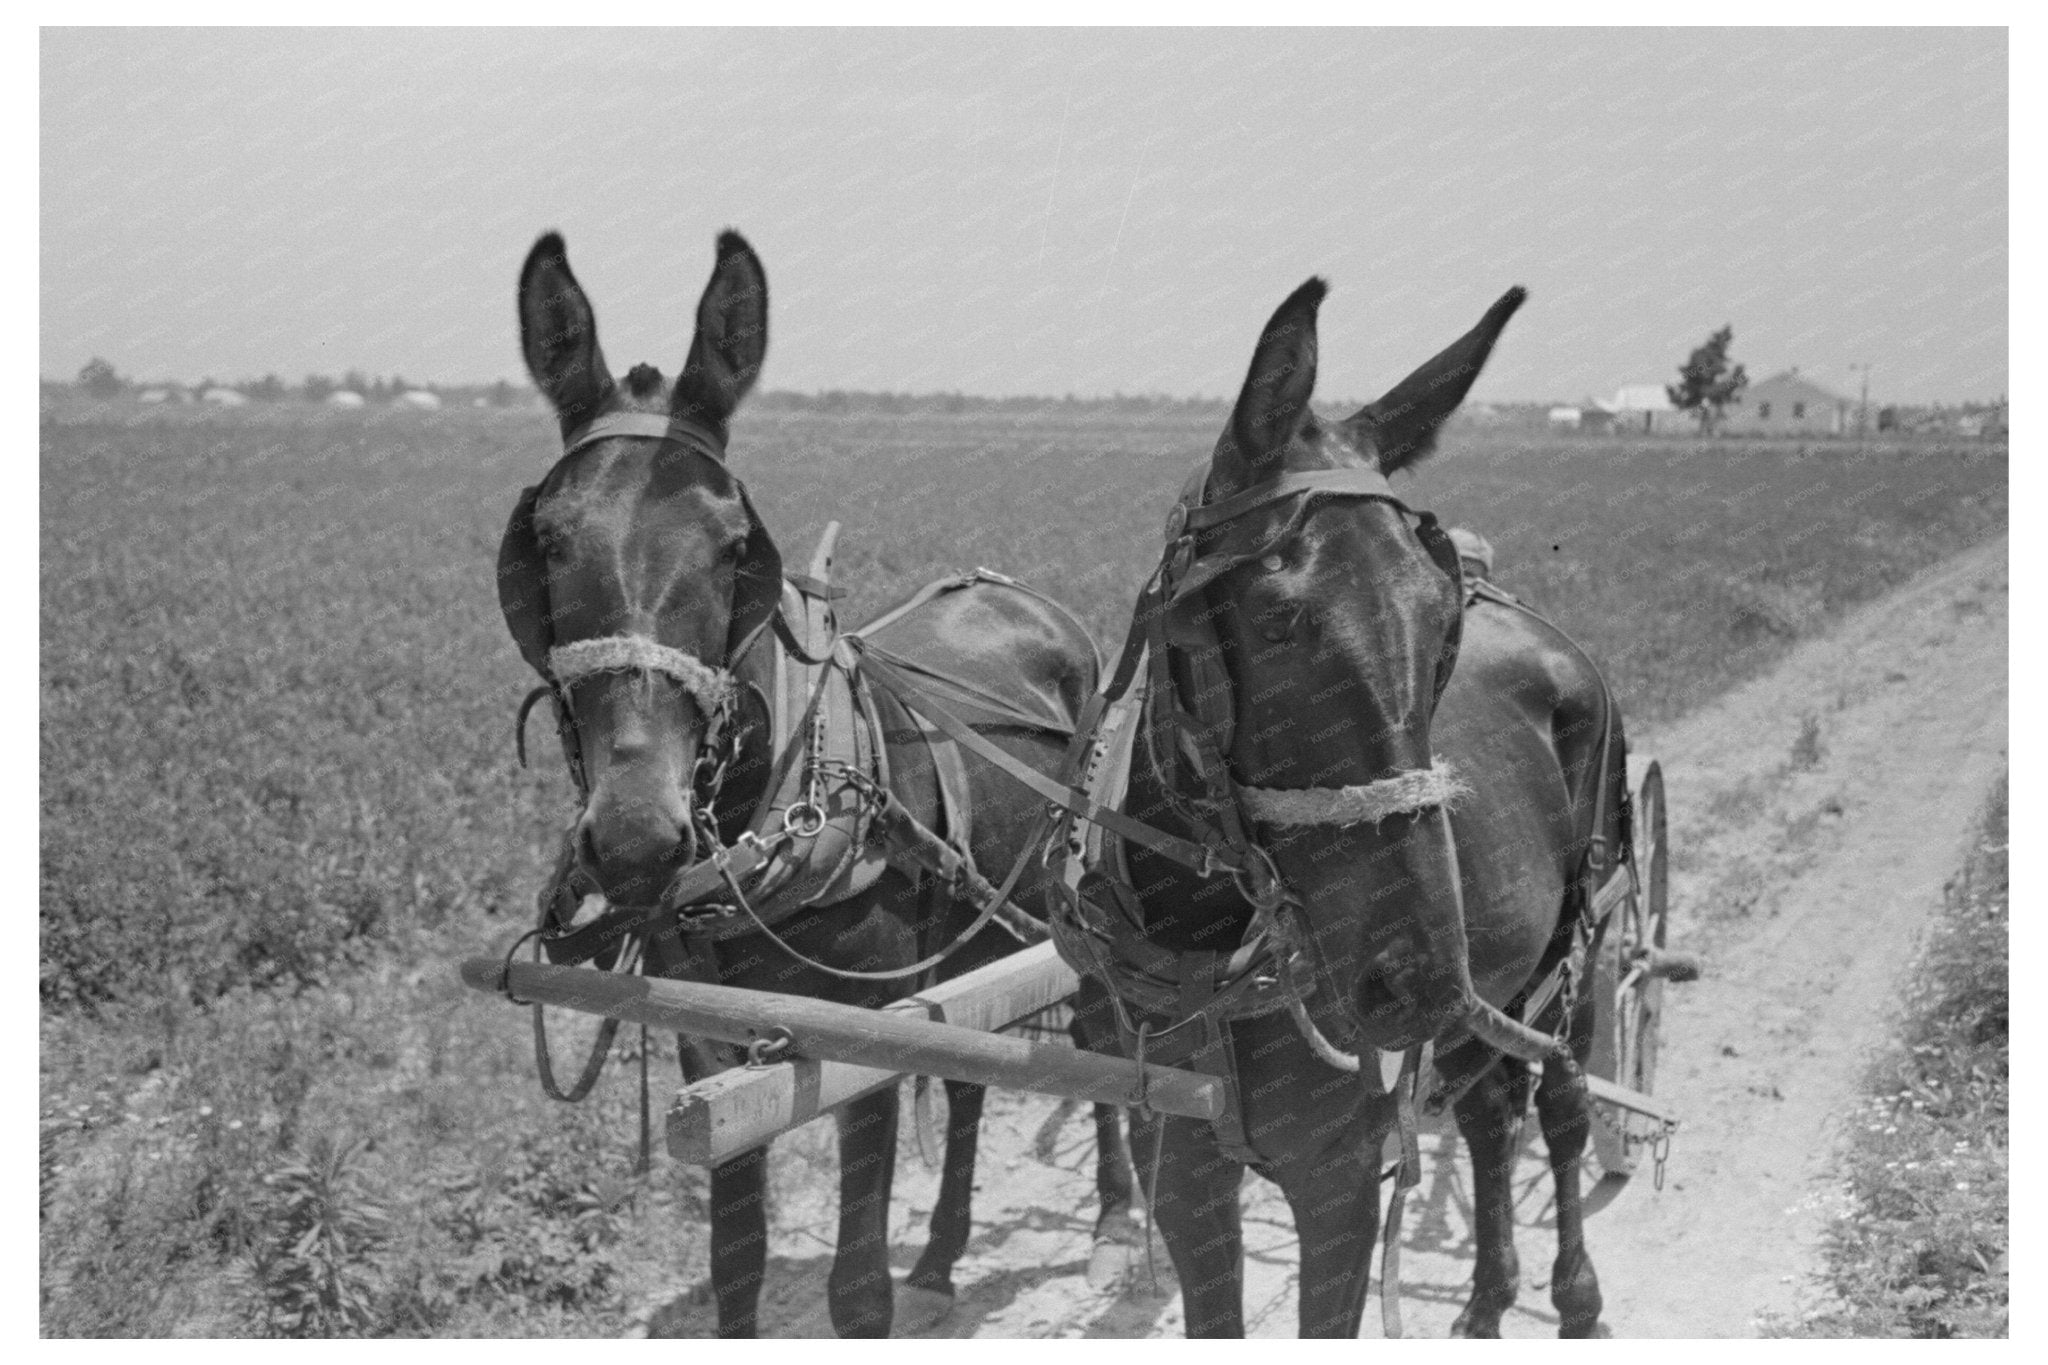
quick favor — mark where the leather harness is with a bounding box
[496,411,1090,1099]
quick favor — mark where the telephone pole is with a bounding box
[1850,362,1871,436]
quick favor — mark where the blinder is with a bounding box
[1157,464,1467,717]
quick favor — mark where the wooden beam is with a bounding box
[668,941,1079,1165]
[1583,1072,1679,1127]
[458,953,1222,1126]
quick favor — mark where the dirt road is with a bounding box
[643,535,2008,1339]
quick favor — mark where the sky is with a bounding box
[40,27,2007,404]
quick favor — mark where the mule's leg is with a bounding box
[1134,1111,1246,1337]
[828,1085,902,1337]
[1534,1001,1607,1338]
[1090,1102,1138,1247]
[1275,1138,1381,1337]
[1069,992,1139,1257]
[904,1080,984,1302]
[1448,1054,1535,1338]
[708,1146,771,1339]
[673,1027,772,1340]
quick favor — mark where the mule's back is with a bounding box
[855,575,1098,735]
[1432,598,1619,1004]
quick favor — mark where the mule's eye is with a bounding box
[1257,601,1302,643]
[1260,552,1286,573]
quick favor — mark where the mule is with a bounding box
[498,230,1137,1337]
[1072,278,1621,1336]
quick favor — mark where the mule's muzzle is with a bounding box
[575,787,697,907]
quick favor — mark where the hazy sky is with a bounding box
[42,27,2006,403]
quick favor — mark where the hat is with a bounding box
[1448,527,1494,576]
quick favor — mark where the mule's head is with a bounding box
[498,230,775,906]
[1196,279,1525,1051]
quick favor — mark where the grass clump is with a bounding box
[1781,774,2007,1337]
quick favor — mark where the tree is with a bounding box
[77,357,124,398]
[1666,325,1748,434]
[245,374,287,402]
[303,374,335,403]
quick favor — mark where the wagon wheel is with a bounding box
[1584,759,1668,1207]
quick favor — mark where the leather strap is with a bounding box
[561,410,726,463]
[1176,466,1398,533]
[854,644,1238,878]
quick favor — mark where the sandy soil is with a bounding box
[641,535,2008,1339]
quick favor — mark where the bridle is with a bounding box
[1061,456,1471,1074]
[505,409,784,818]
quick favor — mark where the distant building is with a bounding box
[1547,405,1583,430]
[396,389,442,410]
[137,388,173,404]
[1611,383,1684,433]
[326,390,367,408]
[1727,369,1854,436]
[201,387,249,407]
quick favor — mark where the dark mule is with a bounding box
[1077,279,1614,1335]
[499,231,1136,1337]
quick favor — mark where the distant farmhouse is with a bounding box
[1610,384,1686,434]
[1726,369,1856,437]
[1550,385,1686,435]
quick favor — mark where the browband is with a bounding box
[1172,465,1400,536]
[562,410,726,462]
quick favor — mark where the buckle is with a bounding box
[782,802,827,839]
[1230,843,1289,912]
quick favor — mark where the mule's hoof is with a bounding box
[895,1283,955,1335]
[1087,1237,1137,1294]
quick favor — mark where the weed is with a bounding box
[246,1135,390,1337]
[1791,713,1825,770]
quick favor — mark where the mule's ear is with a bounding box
[673,230,769,433]
[1216,278,1326,492]
[1350,286,1526,474]
[519,233,614,433]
